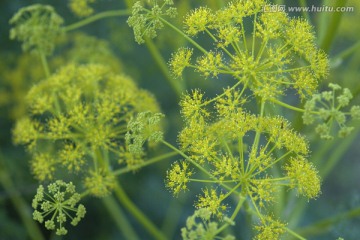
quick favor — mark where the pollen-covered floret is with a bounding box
[284,157,321,199]
[9,4,64,55]
[166,161,193,195]
[169,48,193,78]
[184,7,214,36]
[180,89,209,123]
[32,180,86,235]
[195,188,227,219]
[196,51,224,78]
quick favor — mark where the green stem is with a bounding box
[102,196,140,240]
[254,101,265,149]
[252,13,258,58]
[144,38,184,97]
[215,193,246,234]
[0,156,45,240]
[286,227,306,240]
[64,10,131,32]
[270,98,315,114]
[331,41,360,66]
[160,140,236,193]
[112,151,178,176]
[247,100,265,173]
[161,195,188,239]
[296,207,360,237]
[159,17,208,54]
[39,51,50,78]
[113,183,167,240]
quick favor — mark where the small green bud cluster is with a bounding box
[9,4,64,55]
[127,0,177,44]
[125,111,164,155]
[169,0,329,101]
[32,180,86,235]
[181,208,235,240]
[303,83,360,139]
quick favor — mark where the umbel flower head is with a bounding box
[169,0,329,101]
[13,64,162,196]
[32,180,86,235]
[9,4,64,55]
[166,88,321,239]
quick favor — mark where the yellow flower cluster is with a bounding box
[170,0,329,100]
[13,64,161,197]
[1,33,123,121]
[166,161,193,195]
[166,87,321,238]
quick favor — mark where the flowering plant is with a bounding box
[1,0,360,239]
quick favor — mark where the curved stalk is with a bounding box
[113,183,167,240]
[64,10,130,32]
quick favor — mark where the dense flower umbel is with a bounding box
[169,0,329,100]
[166,88,321,239]
[13,64,161,196]
[9,4,64,55]
[32,180,86,235]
